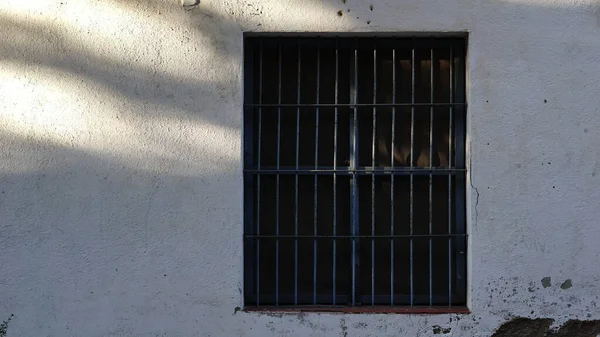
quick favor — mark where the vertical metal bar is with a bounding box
[256,40,264,306]
[454,40,467,303]
[313,46,320,305]
[448,45,454,307]
[275,40,282,306]
[409,38,415,307]
[350,41,359,306]
[294,39,301,306]
[371,42,377,306]
[243,38,256,306]
[333,38,339,305]
[429,45,434,307]
[390,45,396,306]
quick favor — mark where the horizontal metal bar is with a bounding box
[245,234,468,238]
[247,166,464,171]
[247,294,349,305]
[247,293,462,303]
[244,306,470,314]
[245,103,466,108]
[359,294,458,303]
[245,168,465,175]
[245,34,466,45]
[246,294,464,307]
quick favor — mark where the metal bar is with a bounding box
[454,40,467,303]
[453,42,466,162]
[256,40,264,306]
[371,42,376,306]
[448,44,454,307]
[246,167,465,173]
[350,41,359,306]
[244,294,349,305]
[390,45,396,306]
[244,304,470,314]
[243,39,256,306]
[246,234,468,238]
[243,36,467,308]
[429,45,434,307]
[332,38,339,305]
[246,291,463,305]
[313,46,320,305]
[275,40,282,306]
[240,292,463,308]
[245,304,470,314]
[449,46,454,171]
[294,39,301,306]
[247,171,461,177]
[409,37,415,307]
[244,103,466,108]
[358,293,457,303]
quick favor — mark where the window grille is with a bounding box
[243,36,467,309]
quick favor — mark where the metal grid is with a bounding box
[243,36,467,309]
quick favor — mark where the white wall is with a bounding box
[1,0,600,336]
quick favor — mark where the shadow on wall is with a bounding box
[0,0,252,176]
[0,0,598,286]
[2,0,599,159]
[0,10,238,128]
[0,0,600,336]
[0,2,251,331]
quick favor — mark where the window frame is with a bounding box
[243,34,468,313]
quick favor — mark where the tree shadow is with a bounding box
[1,0,600,335]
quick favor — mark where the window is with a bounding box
[243,36,466,310]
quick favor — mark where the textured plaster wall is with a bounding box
[1,0,600,336]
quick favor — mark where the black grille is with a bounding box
[243,36,467,308]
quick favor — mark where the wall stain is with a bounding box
[297,313,328,333]
[528,281,537,292]
[353,322,367,329]
[255,312,284,318]
[340,318,348,337]
[593,3,600,28]
[432,325,452,334]
[492,318,553,337]
[492,318,600,337]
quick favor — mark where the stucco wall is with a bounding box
[1,0,600,336]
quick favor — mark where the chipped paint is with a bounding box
[542,277,552,288]
[561,279,573,290]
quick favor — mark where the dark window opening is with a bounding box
[243,36,467,309]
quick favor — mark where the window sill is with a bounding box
[244,306,470,314]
